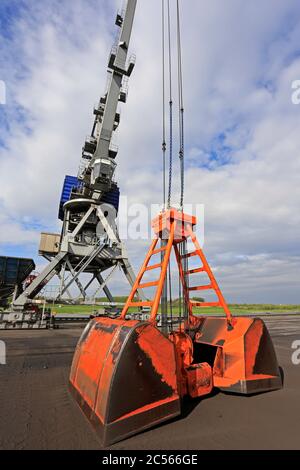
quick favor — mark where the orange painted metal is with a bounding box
[120,214,177,323]
[186,223,233,326]
[137,280,160,289]
[121,208,233,326]
[152,208,196,241]
[169,331,193,396]
[70,317,181,446]
[145,263,162,271]
[150,220,176,322]
[69,208,282,446]
[192,301,220,307]
[152,246,167,255]
[186,267,206,274]
[120,238,158,319]
[181,250,198,259]
[186,363,213,398]
[191,316,282,394]
[169,331,212,398]
[174,243,193,320]
[128,301,153,307]
[189,284,213,291]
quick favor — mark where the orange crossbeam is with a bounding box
[128,301,153,307]
[137,281,159,289]
[181,250,198,259]
[185,267,205,275]
[152,246,167,255]
[189,284,213,291]
[121,209,233,326]
[145,263,162,271]
[191,301,221,307]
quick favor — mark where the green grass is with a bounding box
[49,304,98,314]
[48,302,300,315]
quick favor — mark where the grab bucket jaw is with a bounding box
[69,317,181,446]
[70,315,282,446]
[193,316,282,394]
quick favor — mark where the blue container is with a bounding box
[58,175,120,220]
[58,175,81,220]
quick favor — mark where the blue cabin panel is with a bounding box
[58,175,120,220]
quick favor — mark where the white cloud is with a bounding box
[0,0,300,303]
[0,212,39,245]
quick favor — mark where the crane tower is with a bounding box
[2,0,143,328]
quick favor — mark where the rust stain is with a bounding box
[136,325,178,391]
[245,319,263,377]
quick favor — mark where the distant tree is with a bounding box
[191,297,205,302]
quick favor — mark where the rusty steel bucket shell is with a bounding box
[193,316,283,395]
[69,317,181,446]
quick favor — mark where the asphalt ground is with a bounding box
[0,315,299,450]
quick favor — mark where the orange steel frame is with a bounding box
[70,208,282,448]
[121,209,233,326]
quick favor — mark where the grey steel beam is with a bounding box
[95,272,115,303]
[70,205,95,239]
[60,259,89,299]
[13,251,67,309]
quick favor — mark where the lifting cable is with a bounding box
[161,0,166,209]
[162,0,185,210]
[176,0,185,208]
[176,0,186,325]
[161,0,186,328]
[167,0,173,209]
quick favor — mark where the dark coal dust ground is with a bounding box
[0,315,299,450]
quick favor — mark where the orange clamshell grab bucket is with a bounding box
[69,317,181,446]
[69,209,282,446]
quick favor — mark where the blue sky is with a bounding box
[0,0,300,303]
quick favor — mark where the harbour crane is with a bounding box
[1,0,143,329]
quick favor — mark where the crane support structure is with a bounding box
[1,0,144,329]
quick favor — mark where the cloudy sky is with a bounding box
[0,0,300,303]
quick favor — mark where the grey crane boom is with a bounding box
[82,0,137,194]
